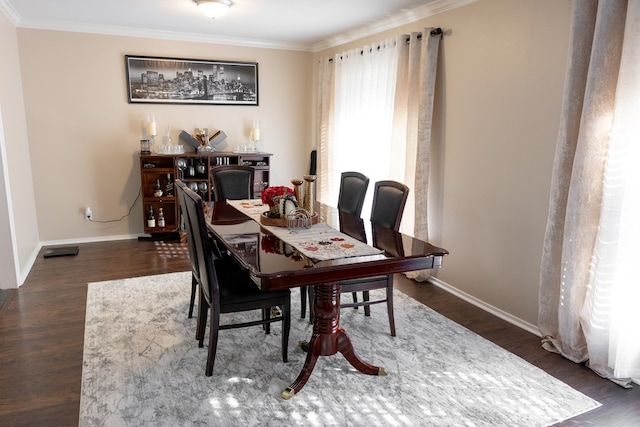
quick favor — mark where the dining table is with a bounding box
[205,200,449,399]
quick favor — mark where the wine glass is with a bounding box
[188,182,199,193]
[198,181,208,200]
[176,158,187,180]
[196,158,206,176]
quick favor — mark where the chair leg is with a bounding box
[282,299,290,363]
[387,276,396,337]
[351,291,359,309]
[188,274,197,319]
[300,286,307,319]
[363,291,371,316]
[206,305,221,376]
[196,286,208,347]
[263,308,271,334]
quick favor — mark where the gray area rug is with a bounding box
[80,272,599,426]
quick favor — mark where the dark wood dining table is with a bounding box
[205,201,448,399]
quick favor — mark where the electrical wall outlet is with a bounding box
[85,207,93,221]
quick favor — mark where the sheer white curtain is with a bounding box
[319,38,400,218]
[318,30,441,234]
[539,0,640,386]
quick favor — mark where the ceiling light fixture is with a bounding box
[194,0,233,19]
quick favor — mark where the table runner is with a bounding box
[262,222,382,261]
[224,199,382,261]
[226,199,269,221]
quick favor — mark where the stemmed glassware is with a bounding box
[196,158,206,176]
[198,181,208,200]
[176,158,187,180]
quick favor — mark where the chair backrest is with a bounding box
[210,165,255,201]
[182,185,220,305]
[337,171,370,217]
[370,180,409,231]
[176,179,201,280]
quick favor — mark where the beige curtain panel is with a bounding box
[538,0,640,387]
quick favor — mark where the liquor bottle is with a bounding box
[147,206,156,228]
[157,207,165,228]
[165,173,174,196]
[154,179,163,197]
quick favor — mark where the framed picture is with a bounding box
[125,55,258,106]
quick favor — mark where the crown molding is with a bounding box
[311,0,476,52]
[0,0,21,25]
[14,18,313,51]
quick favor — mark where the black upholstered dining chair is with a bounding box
[299,171,370,320]
[175,179,199,319]
[181,184,291,376]
[328,180,409,336]
[337,171,370,217]
[340,180,409,336]
[210,165,255,201]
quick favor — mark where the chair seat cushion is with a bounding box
[340,275,389,292]
[216,259,290,305]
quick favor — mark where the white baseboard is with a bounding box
[40,233,140,247]
[427,277,541,337]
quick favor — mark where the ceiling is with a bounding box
[1,0,466,51]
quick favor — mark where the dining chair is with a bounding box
[338,180,409,336]
[299,171,370,320]
[175,179,199,319]
[309,181,409,337]
[210,165,255,201]
[182,185,291,376]
[337,171,370,217]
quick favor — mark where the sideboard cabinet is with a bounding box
[139,152,271,238]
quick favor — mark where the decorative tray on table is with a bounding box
[260,209,319,229]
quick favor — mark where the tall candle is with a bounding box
[147,120,157,136]
[251,127,260,141]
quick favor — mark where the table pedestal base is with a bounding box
[281,282,386,399]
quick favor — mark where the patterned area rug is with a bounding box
[80,272,599,426]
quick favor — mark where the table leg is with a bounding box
[281,282,386,399]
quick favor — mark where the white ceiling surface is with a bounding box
[1,0,469,51]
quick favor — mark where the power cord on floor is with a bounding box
[87,186,142,224]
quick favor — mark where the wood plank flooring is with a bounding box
[0,239,638,426]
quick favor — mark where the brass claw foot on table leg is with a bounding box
[282,387,295,400]
[378,367,387,376]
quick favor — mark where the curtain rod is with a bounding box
[406,28,444,43]
[326,27,444,62]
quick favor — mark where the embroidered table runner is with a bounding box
[225,199,382,261]
[262,223,382,261]
[226,199,269,221]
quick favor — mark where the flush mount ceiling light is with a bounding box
[194,0,233,19]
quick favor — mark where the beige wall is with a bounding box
[314,0,572,327]
[0,12,39,288]
[16,30,312,243]
[4,0,573,328]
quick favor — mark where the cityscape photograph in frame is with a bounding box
[125,55,258,105]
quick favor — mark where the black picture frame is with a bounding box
[125,55,258,106]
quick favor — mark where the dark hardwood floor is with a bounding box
[0,239,638,426]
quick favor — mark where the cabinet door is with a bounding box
[140,155,178,234]
[238,154,271,198]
